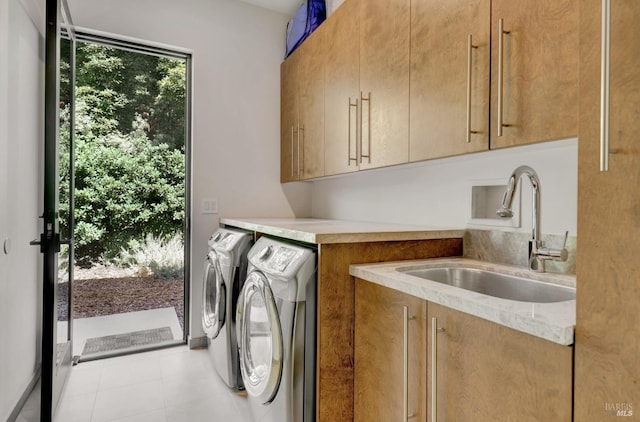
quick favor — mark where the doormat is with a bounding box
[82,327,173,356]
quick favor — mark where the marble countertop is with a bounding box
[350,258,576,345]
[220,218,464,244]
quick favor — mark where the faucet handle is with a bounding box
[537,231,569,263]
[561,230,569,250]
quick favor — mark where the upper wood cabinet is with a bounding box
[324,0,360,176]
[428,302,573,421]
[281,0,580,181]
[574,0,640,418]
[298,29,325,180]
[354,278,427,422]
[358,0,410,169]
[280,29,325,183]
[489,0,578,148]
[280,51,300,183]
[410,0,491,161]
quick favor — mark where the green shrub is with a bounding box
[57,42,187,268]
[59,128,185,266]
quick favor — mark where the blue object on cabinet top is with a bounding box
[285,0,326,58]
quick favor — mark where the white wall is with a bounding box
[311,138,578,236]
[66,0,312,340]
[0,0,43,418]
[327,0,347,15]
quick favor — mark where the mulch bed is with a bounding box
[58,277,184,329]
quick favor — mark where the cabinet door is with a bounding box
[410,0,490,161]
[575,0,640,418]
[490,0,578,148]
[298,29,325,180]
[324,0,360,176]
[354,279,427,422]
[428,303,572,421]
[358,0,410,169]
[280,51,300,183]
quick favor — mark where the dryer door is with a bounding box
[237,271,283,404]
[202,251,226,339]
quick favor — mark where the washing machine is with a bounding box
[203,227,253,390]
[236,236,317,422]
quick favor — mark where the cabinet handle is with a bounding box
[298,125,304,177]
[600,0,611,171]
[403,306,416,421]
[360,91,371,164]
[290,126,295,178]
[349,98,358,165]
[431,317,445,422]
[466,34,479,143]
[497,19,510,137]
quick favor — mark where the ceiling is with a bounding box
[236,0,301,16]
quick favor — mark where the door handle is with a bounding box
[30,233,62,253]
[403,306,416,421]
[497,19,511,137]
[600,0,611,171]
[359,91,371,164]
[348,98,358,165]
[431,317,445,422]
[466,34,479,143]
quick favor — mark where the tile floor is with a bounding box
[17,345,252,422]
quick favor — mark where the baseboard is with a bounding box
[7,366,41,422]
[188,335,207,349]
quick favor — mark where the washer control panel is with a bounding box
[267,247,298,272]
[258,245,273,260]
[249,237,312,276]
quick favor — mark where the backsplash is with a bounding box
[464,229,576,275]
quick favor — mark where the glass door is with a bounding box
[38,0,75,420]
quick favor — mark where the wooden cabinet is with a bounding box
[354,279,427,422]
[574,0,640,418]
[280,29,325,182]
[298,30,325,180]
[317,239,462,422]
[280,50,300,183]
[282,0,579,179]
[324,0,360,176]
[489,0,578,149]
[410,0,577,158]
[428,303,573,421]
[358,0,410,169]
[410,0,490,161]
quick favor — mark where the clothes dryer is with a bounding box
[236,236,317,422]
[203,228,253,390]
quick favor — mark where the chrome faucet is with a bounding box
[497,165,568,272]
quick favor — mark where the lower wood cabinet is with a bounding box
[318,239,462,422]
[354,279,427,422]
[428,302,573,421]
[354,283,573,422]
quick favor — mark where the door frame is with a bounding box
[68,29,194,354]
[40,0,75,420]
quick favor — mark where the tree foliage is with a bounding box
[59,39,187,266]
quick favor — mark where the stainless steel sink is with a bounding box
[399,267,575,303]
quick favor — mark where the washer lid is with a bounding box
[237,271,283,403]
[202,251,226,339]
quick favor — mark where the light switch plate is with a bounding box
[202,198,218,214]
